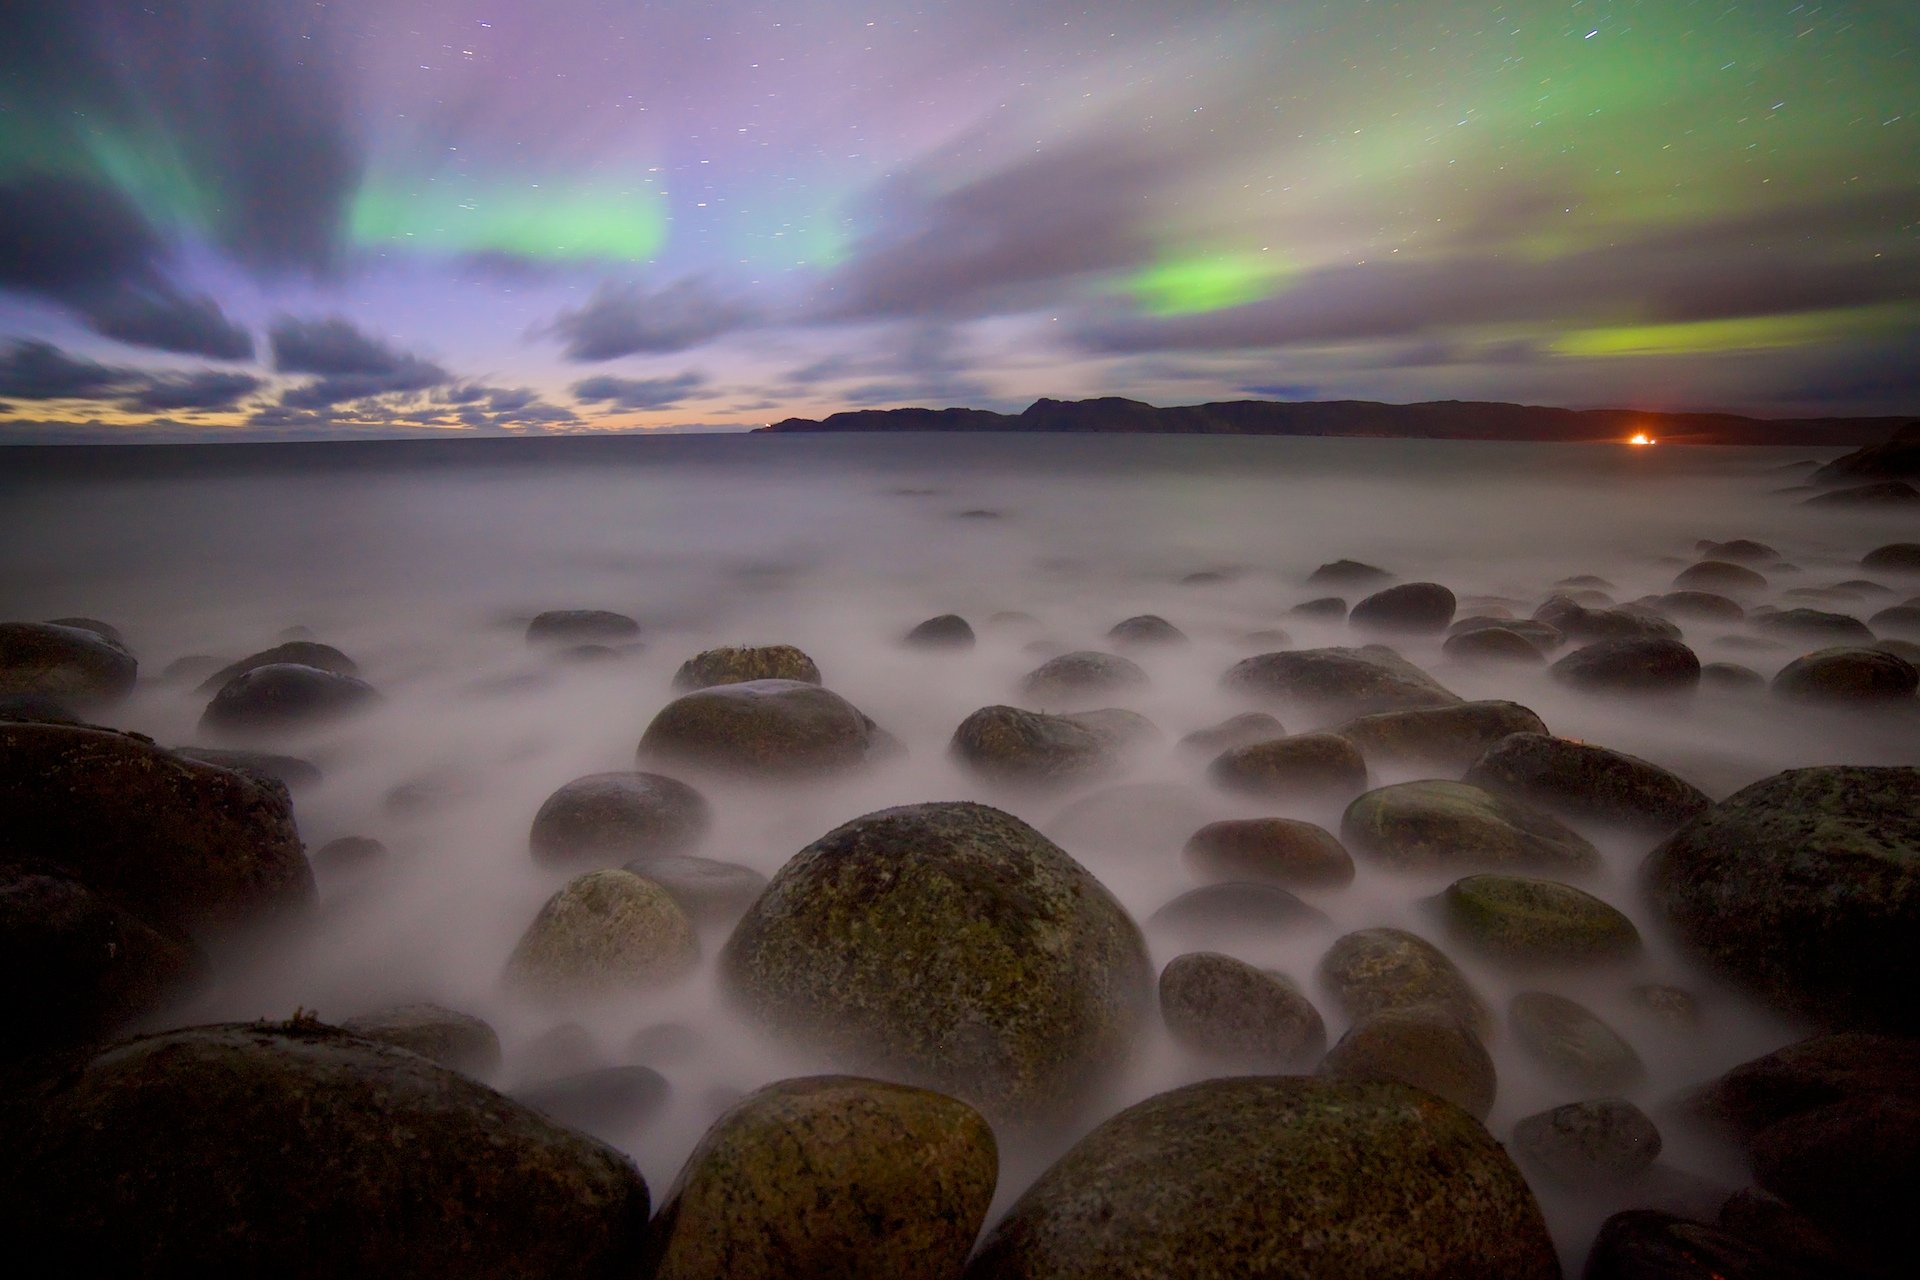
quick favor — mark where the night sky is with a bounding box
[1,0,1915,440]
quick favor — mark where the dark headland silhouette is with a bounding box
[756,395,1913,446]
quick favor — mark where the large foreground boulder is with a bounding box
[965,1076,1558,1279]
[0,1020,651,1277]
[1223,645,1460,720]
[0,621,136,706]
[638,680,883,778]
[721,802,1151,1120]
[1644,767,1920,1032]
[1770,647,1917,704]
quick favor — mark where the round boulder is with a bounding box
[1147,882,1328,938]
[1106,614,1188,646]
[1673,561,1767,594]
[965,1076,1558,1280]
[195,640,357,693]
[1224,645,1460,719]
[1869,603,1920,638]
[1182,818,1355,888]
[1512,1097,1662,1187]
[1019,650,1148,704]
[902,614,975,649]
[1158,953,1324,1068]
[1342,779,1601,874]
[1438,874,1640,963]
[1770,646,1917,703]
[1551,636,1701,694]
[529,772,711,865]
[0,621,136,706]
[1861,543,1920,573]
[1318,927,1490,1035]
[1332,700,1548,772]
[1750,607,1875,644]
[1207,732,1368,799]
[1319,1005,1498,1119]
[201,663,381,734]
[505,869,698,996]
[720,802,1152,1120]
[1510,991,1645,1091]
[1306,559,1393,587]
[1442,626,1548,666]
[526,609,640,644]
[949,704,1128,789]
[1349,581,1456,633]
[622,855,767,928]
[1464,732,1712,832]
[673,644,822,690]
[638,680,881,778]
[1177,711,1284,755]
[338,1002,502,1078]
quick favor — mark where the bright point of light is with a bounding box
[1628,432,1655,446]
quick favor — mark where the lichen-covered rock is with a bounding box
[1551,637,1701,694]
[720,802,1151,1120]
[965,1076,1558,1280]
[1207,732,1368,798]
[1349,581,1456,633]
[1770,646,1917,703]
[1319,1005,1498,1119]
[505,870,698,996]
[1510,991,1644,1090]
[339,1002,502,1078]
[1333,700,1548,772]
[622,855,767,928]
[0,722,311,940]
[195,640,358,692]
[1223,644,1460,719]
[1342,779,1601,874]
[528,772,711,865]
[1157,952,1324,1068]
[1019,649,1148,704]
[1512,1097,1661,1187]
[0,621,136,706]
[673,644,822,690]
[1438,874,1640,963]
[638,680,881,778]
[1106,614,1188,646]
[1644,767,1920,1033]
[949,704,1131,788]
[1318,927,1490,1036]
[903,614,975,649]
[1182,818,1355,888]
[526,609,640,644]
[641,1076,997,1280]
[1464,732,1712,832]
[0,1020,652,1277]
[200,663,381,734]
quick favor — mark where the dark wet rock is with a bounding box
[1176,710,1284,755]
[1645,767,1920,1032]
[0,621,136,706]
[1748,1093,1918,1269]
[1223,644,1460,718]
[1333,699,1549,772]
[311,835,388,874]
[512,1064,670,1135]
[0,1019,651,1276]
[504,869,698,996]
[1770,646,1917,703]
[1654,590,1747,622]
[1046,781,1212,857]
[0,691,81,724]
[1510,991,1644,1090]
[949,704,1131,788]
[1106,614,1188,646]
[201,662,381,734]
[1802,480,1920,506]
[1289,595,1347,619]
[1349,581,1456,633]
[1674,561,1769,594]
[1319,1005,1498,1119]
[1342,779,1601,874]
[1537,595,1683,642]
[172,746,322,790]
[720,802,1151,1120]
[0,722,310,940]
[339,1002,502,1078]
[1552,636,1702,694]
[1464,732,1712,832]
[43,616,124,645]
[1558,574,1617,590]
[1207,732,1369,799]
[1750,607,1875,644]
[903,613,975,648]
[672,644,822,690]
[1868,603,1920,637]
[529,772,711,866]
[641,1076,996,1280]
[622,855,767,928]
[1699,539,1780,564]
[525,609,640,644]
[1513,1097,1661,1187]
[1688,1033,1920,1141]
[1861,542,1920,573]
[1717,1188,1893,1280]
[1443,626,1549,665]
[1439,874,1639,963]
[1812,423,1920,483]
[638,679,882,778]
[1018,649,1148,703]
[1834,578,1895,595]
[1583,1210,1830,1280]
[0,861,203,1052]
[1877,636,1920,663]
[1306,559,1394,587]
[1452,615,1566,648]
[1629,984,1701,1030]
[1318,927,1490,1035]
[195,640,358,693]
[1157,953,1324,1068]
[1182,818,1355,888]
[1701,661,1765,690]
[1148,882,1328,937]
[965,1076,1557,1280]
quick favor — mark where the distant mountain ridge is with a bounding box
[755,396,1912,446]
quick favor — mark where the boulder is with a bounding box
[672,644,822,690]
[949,704,1132,788]
[0,621,136,706]
[622,855,767,928]
[720,802,1151,1120]
[1673,561,1768,594]
[1449,615,1564,649]
[1147,882,1328,937]
[1342,779,1601,874]
[338,1002,502,1077]
[1582,1210,1821,1280]
[0,691,81,724]
[641,1076,996,1280]
[200,663,381,734]
[195,640,357,693]
[171,746,323,790]
[1464,732,1712,832]
[1750,608,1875,644]
[1319,1005,1498,1119]
[1512,1097,1662,1187]
[1802,480,1920,506]
[526,609,640,644]
[1442,627,1549,665]
[1106,614,1188,646]
[1333,700,1548,772]
[1868,603,1920,637]
[1206,732,1368,799]
[1551,636,1701,694]
[1348,582,1456,633]
[1688,1033,1920,1141]
[311,835,387,874]
[1747,1094,1919,1268]
[528,772,711,866]
[1812,424,1920,483]
[965,1076,1558,1280]
[1536,595,1682,641]
[1289,596,1347,619]
[1653,590,1746,623]
[1223,644,1460,719]
[1182,818,1355,888]
[1176,711,1284,755]
[1438,874,1640,963]
[1701,661,1765,690]
[1861,543,1920,573]
[1644,767,1920,1032]
[638,680,882,778]
[903,614,975,649]
[1019,650,1148,704]
[1770,646,1917,703]
[43,616,125,645]
[1697,539,1780,563]
[1157,953,1324,1067]
[1306,559,1392,587]
[0,1020,651,1276]
[1509,991,1644,1090]
[0,722,311,939]
[504,870,698,996]
[1317,927,1490,1036]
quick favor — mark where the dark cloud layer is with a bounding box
[548,281,753,361]
[572,372,708,410]
[269,316,450,407]
[0,339,261,412]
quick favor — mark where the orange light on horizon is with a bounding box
[1628,432,1656,446]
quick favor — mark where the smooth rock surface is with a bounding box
[1157,952,1325,1068]
[638,679,880,778]
[1181,818,1355,888]
[672,645,822,690]
[1342,779,1602,874]
[1464,732,1712,832]
[1318,927,1491,1035]
[505,869,699,996]
[528,771,712,865]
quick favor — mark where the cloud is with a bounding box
[116,370,263,413]
[269,316,451,407]
[572,372,707,410]
[547,280,753,361]
[0,338,263,413]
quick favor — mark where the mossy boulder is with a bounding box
[1439,874,1640,963]
[0,1020,651,1276]
[505,870,698,996]
[1551,637,1701,694]
[528,771,711,866]
[1319,1005,1497,1119]
[673,644,822,690]
[0,621,136,706]
[1510,992,1644,1090]
[720,802,1151,1121]
[1318,927,1490,1036]
[1019,650,1148,704]
[338,1002,502,1078]
[1342,779,1601,874]
[1464,732,1712,832]
[1349,581,1457,633]
[1645,767,1920,1033]
[1223,644,1460,719]
[195,640,357,693]
[1158,952,1324,1068]
[1332,700,1548,772]
[1512,1097,1661,1187]
[641,1076,997,1280]
[1206,732,1368,799]
[200,663,381,734]
[949,704,1133,789]
[638,680,881,778]
[1182,818,1355,888]
[1770,646,1917,703]
[965,1076,1558,1280]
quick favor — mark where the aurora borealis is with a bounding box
[1,0,1914,440]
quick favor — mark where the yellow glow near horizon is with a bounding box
[1629,432,1655,445]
